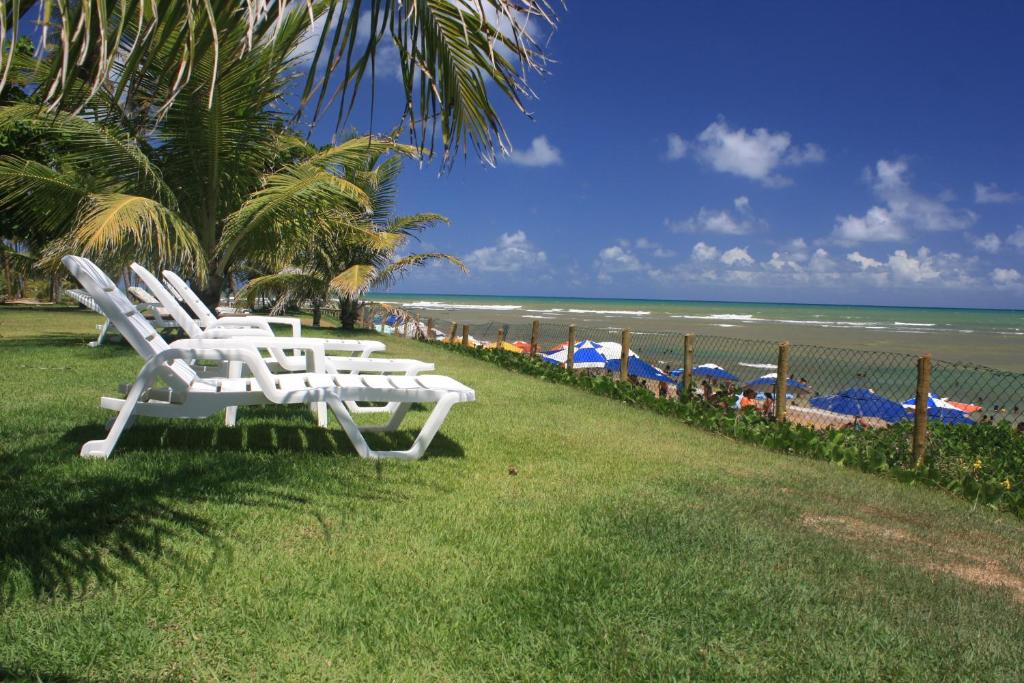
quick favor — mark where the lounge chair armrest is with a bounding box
[252,316,302,337]
[153,343,324,397]
[207,317,275,335]
[197,327,272,339]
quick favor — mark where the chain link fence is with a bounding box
[356,304,1024,434]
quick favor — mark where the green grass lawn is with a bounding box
[2,307,1024,681]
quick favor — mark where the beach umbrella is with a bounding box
[485,340,524,353]
[901,393,975,425]
[746,373,810,394]
[946,399,983,414]
[810,387,909,423]
[541,340,609,368]
[591,341,639,361]
[671,363,739,382]
[511,340,533,352]
[605,356,672,381]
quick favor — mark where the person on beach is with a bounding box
[658,379,668,399]
[762,392,775,418]
[738,389,758,411]
[702,380,713,401]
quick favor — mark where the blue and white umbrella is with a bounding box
[541,340,609,369]
[606,356,672,381]
[811,387,908,423]
[673,363,740,382]
[902,393,974,425]
[746,373,810,394]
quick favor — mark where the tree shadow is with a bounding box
[2,412,464,610]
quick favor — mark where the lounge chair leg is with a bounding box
[81,378,148,459]
[326,395,458,460]
[358,403,412,433]
[89,319,110,347]
[225,360,240,427]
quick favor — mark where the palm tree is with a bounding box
[233,151,466,329]
[1,0,558,167]
[0,5,417,305]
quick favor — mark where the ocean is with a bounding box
[365,293,1024,372]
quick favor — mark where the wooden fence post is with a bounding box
[530,320,540,357]
[427,317,434,340]
[413,314,420,340]
[683,333,695,399]
[496,326,505,345]
[913,354,932,468]
[775,341,790,422]
[447,322,458,343]
[566,324,576,370]
[461,324,470,347]
[620,329,631,382]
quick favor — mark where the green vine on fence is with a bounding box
[434,341,1024,517]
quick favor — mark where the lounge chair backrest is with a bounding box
[128,285,159,305]
[162,270,218,327]
[130,263,204,338]
[63,256,197,391]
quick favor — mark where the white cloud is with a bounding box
[975,182,1020,204]
[832,159,975,243]
[1007,226,1024,249]
[665,133,687,160]
[992,268,1022,287]
[972,233,1001,254]
[766,251,802,272]
[464,231,547,273]
[720,247,754,266]
[886,248,940,284]
[691,241,719,261]
[596,245,643,272]
[691,119,824,187]
[833,207,906,243]
[667,196,760,235]
[506,135,562,167]
[807,248,837,274]
[847,251,883,270]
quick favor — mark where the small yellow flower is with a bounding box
[1002,478,1012,491]
[972,459,983,472]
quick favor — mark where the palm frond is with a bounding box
[0,156,87,243]
[1,1,558,164]
[374,252,466,289]
[0,103,178,207]
[237,269,327,312]
[39,193,206,277]
[217,164,373,267]
[328,263,378,297]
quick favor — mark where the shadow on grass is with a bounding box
[1,412,464,609]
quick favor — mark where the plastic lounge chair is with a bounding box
[129,262,430,420]
[67,287,178,346]
[63,255,475,460]
[162,269,305,338]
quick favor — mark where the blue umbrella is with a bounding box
[606,356,672,381]
[670,363,739,382]
[902,393,975,425]
[810,387,909,423]
[747,373,810,393]
[541,340,609,368]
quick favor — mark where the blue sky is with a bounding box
[311,2,1013,307]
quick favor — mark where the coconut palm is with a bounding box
[0,5,418,305]
[233,152,465,329]
[1,0,557,166]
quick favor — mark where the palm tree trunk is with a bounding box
[340,296,360,330]
[197,272,225,310]
[312,300,322,327]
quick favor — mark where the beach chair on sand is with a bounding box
[67,287,178,346]
[63,255,475,461]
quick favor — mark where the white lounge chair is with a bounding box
[67,287,179,347]
[63,255,475,461]
[129,262,431,421]
[161,269,307,338]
